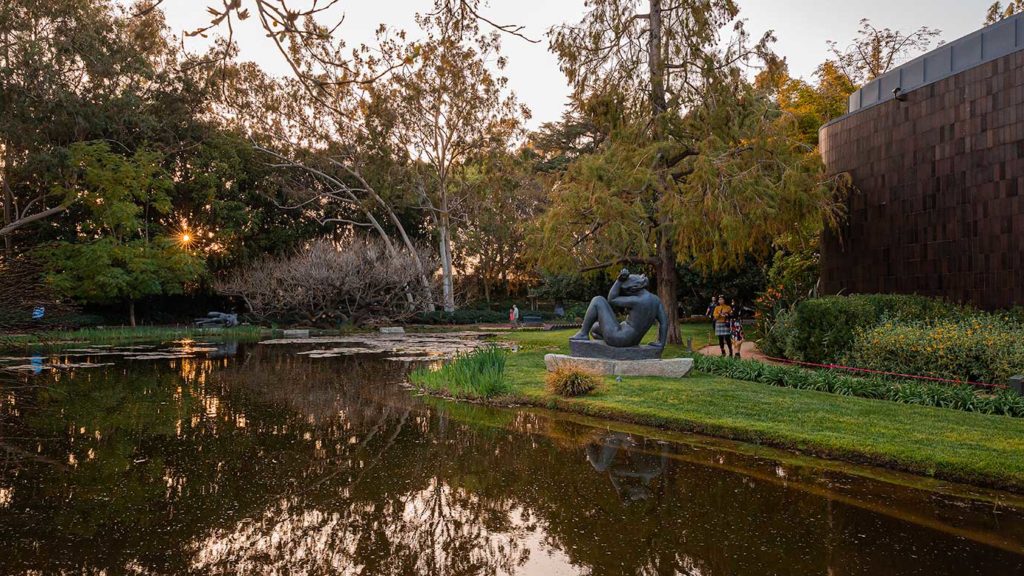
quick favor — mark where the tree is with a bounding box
[0,0,166,249]
[457,150,545,303]
[368,14,527,311]
[36,143,204,325]
[538,0,841,344]
[986,1,1023,24]
[756,60,856,147]
[825,18,941,86]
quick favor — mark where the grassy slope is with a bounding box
[499,328,1024,492]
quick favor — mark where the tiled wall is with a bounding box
[820,50,1024,309]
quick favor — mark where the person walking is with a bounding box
[510,304,521,329]
[712,296,733,357]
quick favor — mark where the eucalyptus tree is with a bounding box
[539,0,843,342]
[366,13,528,312]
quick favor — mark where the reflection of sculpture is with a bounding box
[585,432,668,502]
[571,268,668,348]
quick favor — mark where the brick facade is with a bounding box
[820,50,1024,309]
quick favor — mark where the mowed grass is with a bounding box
[497,329,1024,492]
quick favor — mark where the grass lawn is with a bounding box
[496,328,1024,492]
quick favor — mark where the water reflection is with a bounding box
[0,342,1022,575]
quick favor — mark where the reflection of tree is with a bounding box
[1,344,1023,575]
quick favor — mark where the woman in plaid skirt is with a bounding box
[712,296,733,357]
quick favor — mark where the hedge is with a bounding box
[761,294,965,363]
[692,354,1024,418]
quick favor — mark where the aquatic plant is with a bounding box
[545,364,600,397]
[411,347,510,399]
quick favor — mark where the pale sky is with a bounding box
[141,0,993,129]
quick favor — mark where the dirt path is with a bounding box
[696,340,777,363]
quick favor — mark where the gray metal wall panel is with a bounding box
[952,35,982,69]
[901,59,925,90]
[984,19,1016,57]
[836,11,1024,118]
[925,48,952,83]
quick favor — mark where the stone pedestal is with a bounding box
[545,354,693,378]
[568,339,664,360]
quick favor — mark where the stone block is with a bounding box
[283,329,310,338]
[568,339,664,360]
[1009,375,1024,396]
[379,327,406,334]
[544,354,693,378]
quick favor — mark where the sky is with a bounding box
[143,0,994,129]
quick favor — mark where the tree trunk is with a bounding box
[129,300,136,328]
[657,227,681,344]
[648,0,680,344]
[438,214,456,312]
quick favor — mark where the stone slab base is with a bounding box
[568,339,663,360]
[545,354,693,378]
[379,327,406,334]
[283,329,310,338]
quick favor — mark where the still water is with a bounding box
[1,338,1023,575]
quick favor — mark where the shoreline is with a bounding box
[418,328,1024,494]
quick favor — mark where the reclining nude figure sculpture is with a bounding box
[571,268,668,349]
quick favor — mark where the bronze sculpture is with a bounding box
[570,268,668,351]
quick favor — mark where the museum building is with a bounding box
[820,13,1024,309]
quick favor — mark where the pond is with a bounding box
[1,336,1023,575]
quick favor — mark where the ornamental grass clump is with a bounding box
[410,347,510,400]
[545,364,601,397]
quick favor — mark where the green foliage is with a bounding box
[545,364,600,397]
[410,348,511,399]
[55,142,173,238]
[763,294,964,363]
[692,354,1024,418]
[32,141,204,314]
[755,250,819,351]
[40,237,204,305]
[848,316,1024,384]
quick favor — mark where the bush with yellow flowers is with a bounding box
[847,315,1024,384]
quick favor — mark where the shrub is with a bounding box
[847,316,1024,384]
[217,238,436,326]
[692,354,1024,418]
[762,294,964,363]
[546,364,601,397]
[410,347,510,399]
